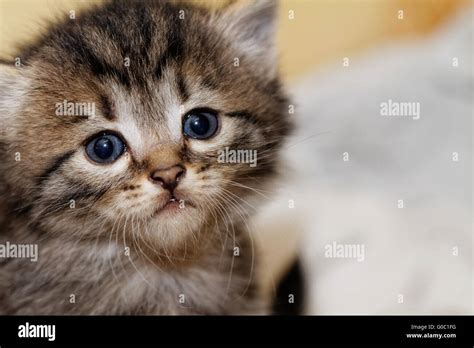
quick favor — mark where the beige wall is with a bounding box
[0,0,469,81]
[277,0,469,80]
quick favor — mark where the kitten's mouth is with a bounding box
[153,194,195,217]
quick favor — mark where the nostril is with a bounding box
[151,175,165,186]
[175,168,185,182]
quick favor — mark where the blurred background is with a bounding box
[0,0,470,79]
[1,0,472,314]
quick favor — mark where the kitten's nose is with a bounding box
[150,165,186,191]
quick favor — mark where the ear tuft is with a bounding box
[0,63,28,140]
[0,62,24,96]
[217,0,278,75]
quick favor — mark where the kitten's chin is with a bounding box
[144,202,206,248]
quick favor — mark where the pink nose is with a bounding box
[150,165,186,191]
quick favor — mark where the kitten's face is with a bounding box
[0,1,291,255]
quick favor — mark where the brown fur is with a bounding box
[0,0,291,314]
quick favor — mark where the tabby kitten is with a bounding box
[0,0,291,314]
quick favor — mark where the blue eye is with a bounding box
[183,110,218,139]
[85,133,125,163]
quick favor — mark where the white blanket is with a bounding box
[254,8,473,314]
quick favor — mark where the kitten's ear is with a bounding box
[0,63,26,100]
[217,0,278,76]
[0,62,21,80]
[0,63,28,139]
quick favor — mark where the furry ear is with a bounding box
[0,63,28,139]
[216,0,278,76]
[0,62,25,101]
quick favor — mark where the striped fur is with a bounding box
[0,0,291,314]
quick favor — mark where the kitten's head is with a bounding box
[0,0,291,258]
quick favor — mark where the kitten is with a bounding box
[0,0,292,314]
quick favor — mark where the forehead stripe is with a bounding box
[154,21,184,81]
[76,36,131,88]
[176,71,189,103]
